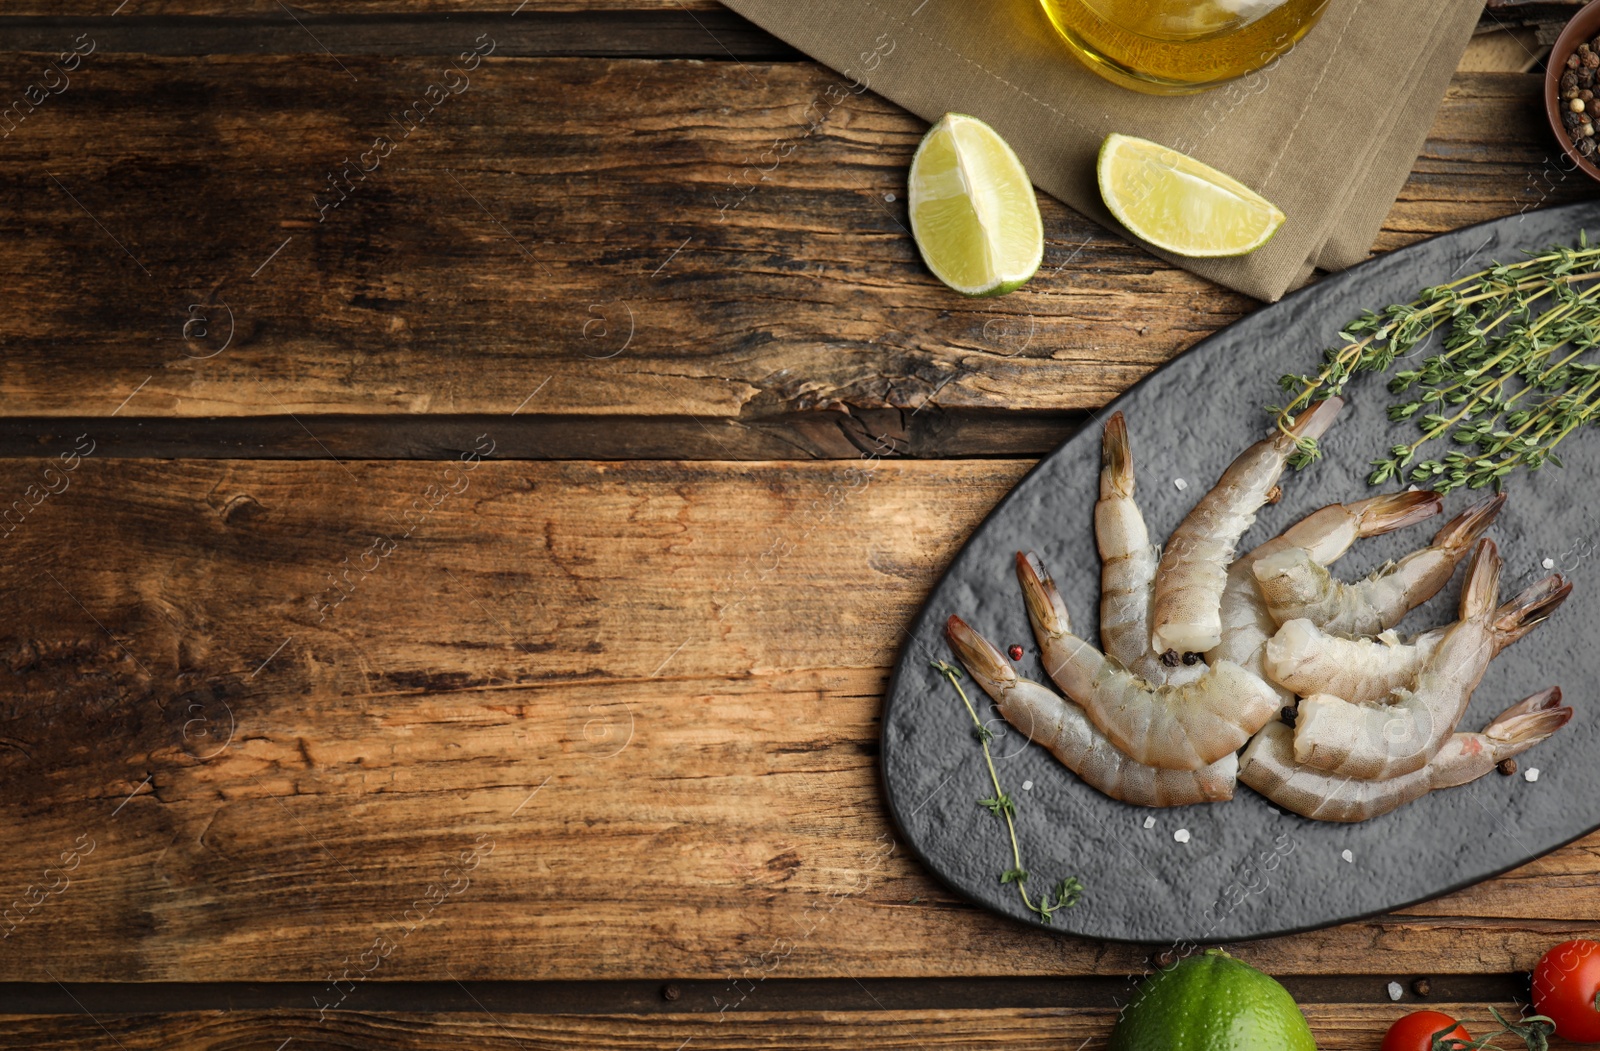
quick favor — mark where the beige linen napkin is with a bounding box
[720,0,1482,301]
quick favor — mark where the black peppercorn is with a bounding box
[1583,51,1598,69]
[1580,137,1597,158]
[1497,758,1518,776]
[1582,68,1597,89]
[1565,109,1584,129]
[1569,53,1583,70]
[1564,71,1580,92]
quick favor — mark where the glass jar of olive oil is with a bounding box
[1038,0,1329,95]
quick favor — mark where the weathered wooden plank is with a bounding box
[4,63,1574,439]
[3,458,1600,982]
[0,1003,1516,1050]
[0,54,1226,425]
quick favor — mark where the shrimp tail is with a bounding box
[1431,492,1507,553]
[1349,490,1444,537]
[1491,574,1573,648]
[1100,412,1134,499]
[1482,686,1571,755]
[945,615,1016,689]
[1459,538,1503,620]
[1285,396,1344,445]
[1017,551,1072,637]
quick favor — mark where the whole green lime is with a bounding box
[1108,949,1316,1051]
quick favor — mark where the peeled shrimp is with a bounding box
[1207,491,1443,705]
[1150,398,1344,659]
[1239,687,1569,822]
[1018,551,1280,771]
[1292,539,1514,779]
[1252,494,1505,638]
[1095,412,1204,686]
[1264,574,1571,705]
[946,615,1236,806]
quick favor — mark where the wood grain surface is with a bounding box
[1,458,1598,985]
[3,2,1596,1044]
[0,59,1583,455]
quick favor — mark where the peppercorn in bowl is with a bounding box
[1547,3,1600,181]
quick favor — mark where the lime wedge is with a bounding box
[908,113,1043,297]
[1097,133,1285,258]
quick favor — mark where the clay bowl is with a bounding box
[1546,3,1600,182]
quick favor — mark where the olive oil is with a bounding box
[1038,0,1329,94]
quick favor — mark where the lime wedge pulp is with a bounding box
[908,113,1043,296]
[1097,133,1285,258]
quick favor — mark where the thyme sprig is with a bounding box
[931,660,1084,923]
[1431,1006,1556,1051]
[1269,237,1600,492]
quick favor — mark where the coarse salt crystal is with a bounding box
[885,192,896,202]
[1341,849,1354,863]
[1526,767,1541,782]
[1173,829,1190,843]
[1387,982,1403,1001]
[1022,780,1033,791]
[1544,557,1556,569]
[1267,807,1279,815]
[1143,816,1156,829]
[1174,478,1188,491]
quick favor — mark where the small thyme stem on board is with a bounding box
[930,660,1083,923]
[1268,237,1600,492]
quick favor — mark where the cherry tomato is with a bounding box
[1534,938,1600,1042]
[1380,1011,1470,1051]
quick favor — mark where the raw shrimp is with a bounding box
[946,615,1237,806]
[1206,491,1443,704]
[1149,398,1344,659]
[1095,412,1204,686]
[1252,493,1505,638]
[1239,687,1569,822]
[1292,539,1511,779]
[1017,551,1280,770]
[1264,574,1571,705]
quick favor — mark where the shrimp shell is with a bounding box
[1207,491,1442,705]
[946,616,1236,807]
[1291,539,1506,779]
[1252,494,1505,638]
[1019,551,1279,771]
[1150,398,1343,658]
[1096,412,1204,686]
[1264,574,1571,705]
[1240,687,1569,822]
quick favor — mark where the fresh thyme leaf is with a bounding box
[1271,238,1600,493]
[979,794,1016,818]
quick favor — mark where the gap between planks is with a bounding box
[0,973,1531,1015]
[0,11,799,58]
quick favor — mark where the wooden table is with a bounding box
[0,3,1593,1047]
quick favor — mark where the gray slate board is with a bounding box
[882,202,1600,943]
